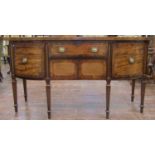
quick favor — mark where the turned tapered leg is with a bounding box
[140,80,146,113]
[23,79,27,102]
[131,79,135,102]
[12,78,18,112]
[46,80,51,119]
[106,81,111,119]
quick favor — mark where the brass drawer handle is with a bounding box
[58,47,65,53]
[21,57,28,64]
[128,56,135,64]
[91,47,98,53]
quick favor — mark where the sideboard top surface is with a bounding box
[2,36,150,42]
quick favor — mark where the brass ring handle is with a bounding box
[58,47,65,53]
[21,57,28,64]
[128,56,135,64]
[91,47,98,53]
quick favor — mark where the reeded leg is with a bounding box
[23,79,27,102]
[140,80,146,113]
[12,78,18,112]
[131,79,135,102]
[106,81,111,119]
[46,80,51,119]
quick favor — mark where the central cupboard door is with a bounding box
[50,59,106,80]
[50,60,78,80]
[79,60,106,79]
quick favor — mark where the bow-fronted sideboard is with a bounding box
[9,36,149,119]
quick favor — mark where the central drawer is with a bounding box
[49,42,108,57]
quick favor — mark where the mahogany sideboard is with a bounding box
[8,36,150,119]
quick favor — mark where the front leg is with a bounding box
[23,79,28,102]
[131,79,135,102]
[140,79,146,113]
[106,80,111,119]
[12,78,18,112]
[46,80,51,119]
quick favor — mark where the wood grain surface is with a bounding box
[49,42,108,57]
[14,43,45,78]
[50,60,77,80]
[4,36,150,41]
[79,60,106,79]
[112,43,145,78]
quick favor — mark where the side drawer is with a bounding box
[14,43,45,79]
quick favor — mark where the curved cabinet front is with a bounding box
[112,43,146,79]
[14,43,45,79]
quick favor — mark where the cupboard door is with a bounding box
[14,43,45,79]
[112,43,145,78]
[79,60,106,79]
[50,60,78,80]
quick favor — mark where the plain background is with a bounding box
[0,0,155,155]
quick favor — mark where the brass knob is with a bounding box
[91,47,98,53]
[128,56,135,64]
[59,47,65,53]
[21,57,28,64]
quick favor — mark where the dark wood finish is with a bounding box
[23,79,27,102]
[140,79,146,113]
[10,44,18,113]
[12,78,18,112]
[131,79,135,102]
[46,80,51,119]
[45,43,51,119]
[9,36,150,119]
[5,36,149,41]
[106,81,111,119]
[106,43,112,119]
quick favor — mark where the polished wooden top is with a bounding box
[0,36,150,41]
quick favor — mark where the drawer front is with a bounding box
[50,60,77,80]
[79,60,106,79]
[49,42,108,57]
[14,43,45,78]
[112,43,145,78]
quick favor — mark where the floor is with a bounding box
[0,64,155,120]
